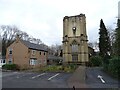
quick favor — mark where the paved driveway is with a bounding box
[2,71,72,88]
[86,67,120,88]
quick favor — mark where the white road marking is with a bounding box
[97,75,105,83]
[32,73,46,79]
[13,72,18,74]
[48,73,60,81]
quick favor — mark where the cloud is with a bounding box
[0,0,119,46]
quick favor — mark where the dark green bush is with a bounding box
[107,57,120,79]
[103,63,108,71]
[2,64,19,70]
[69,63,78,70]
[90,56,102,66]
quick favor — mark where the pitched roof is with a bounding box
[20,40,48,52]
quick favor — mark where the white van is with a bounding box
[0,59,6,68]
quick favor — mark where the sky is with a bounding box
[0,0,119,46]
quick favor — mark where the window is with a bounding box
[32,50,36,55]
[72,45,78,53]
[3,59,5,63]
[44,60,46,63]
[9,48,13,55]
[72,27,76,35]
[39,60,41,64]
[72,54,78,62]
[71,40,78,53]
[40,52,41,55]
[30,59,37,65]
[8,59,12,64]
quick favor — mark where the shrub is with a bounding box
[69,63,78,70]
[38,64,78,72]
[2,64,19,70]
[90,56,102,66]
[62,64,78,72]
[107,57,120,79]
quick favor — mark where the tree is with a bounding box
[114,19,120,56]
[107,26,116,56]
[0,25,20,56]
[0,25,43,57]
[88,42,99,52]
[48,44,62,56]
[99,19,111,63]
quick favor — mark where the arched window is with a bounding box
[71,40,78,53]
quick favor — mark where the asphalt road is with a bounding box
[86,67,120,88]
[0,71,2,90]
[2,71,72,88]
[2,67,120,89]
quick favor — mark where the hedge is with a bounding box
[2,64,19,70]
[89,56,102,66]
[107,57,120,79]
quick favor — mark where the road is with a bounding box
[2,71,72,88]
[1,67,120,89]
[86,67,120,88]
[0,71,2,90]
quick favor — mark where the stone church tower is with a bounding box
[62,14,89,64]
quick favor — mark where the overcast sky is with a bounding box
[0,0,119,46]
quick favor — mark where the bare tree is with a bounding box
[107,26,115,55]
[88,41,99,52]
[88,42,94,48]
[48,44,62,56]
[0,25,43,56]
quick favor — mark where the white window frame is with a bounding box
[8,59,12,64]
[30,59,37,65]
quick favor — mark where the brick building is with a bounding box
[6,36,48,69]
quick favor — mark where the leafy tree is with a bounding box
[114,19,120,56]
[99,19,111,64]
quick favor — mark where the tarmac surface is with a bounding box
[1,66,120,89]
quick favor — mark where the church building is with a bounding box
[62,14,89,64]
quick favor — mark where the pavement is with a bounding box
[2,71,72,88]
[67,66,88,88]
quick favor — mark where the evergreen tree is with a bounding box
[99,19,111,63]
[114,19,120,56]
